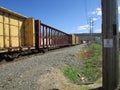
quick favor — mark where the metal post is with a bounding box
[102,0,119,90]
[90,17,94,42]
[90,17,92,42]
[91,17,94,41]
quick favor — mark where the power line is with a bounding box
[83,0,89,25]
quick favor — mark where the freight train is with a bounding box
[0,7,80,60]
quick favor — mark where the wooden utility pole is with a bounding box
[102,0,119,90]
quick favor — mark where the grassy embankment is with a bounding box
[63,43,102,84]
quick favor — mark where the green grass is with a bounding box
[63,43,102,84]
[63,65,80,83]
[80,43,102,82]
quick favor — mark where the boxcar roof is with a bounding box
[0,7,27,19]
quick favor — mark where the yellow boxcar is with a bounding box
[71,34,76,45]
[70,34,80,45]
[24,18,35,48]
[75,36,80,45]
[0,7,35,53]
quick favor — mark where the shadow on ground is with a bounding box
[89,87,103,90]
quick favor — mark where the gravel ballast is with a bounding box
[0,44,84,90]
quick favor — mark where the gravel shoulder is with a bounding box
[0,44,85,90]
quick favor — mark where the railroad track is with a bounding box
[0,45,75,65]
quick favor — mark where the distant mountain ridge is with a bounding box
[74,33,102,41]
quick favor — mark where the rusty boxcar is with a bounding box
[35,20,70,51]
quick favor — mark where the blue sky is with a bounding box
[0,0,120,34]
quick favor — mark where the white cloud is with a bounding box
[90,8,102,16]
[93,17,98,21]
[77,25,102,33]
[77,24,89,30]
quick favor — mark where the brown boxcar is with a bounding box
[0,7,35,54]
[35,20,70,50]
